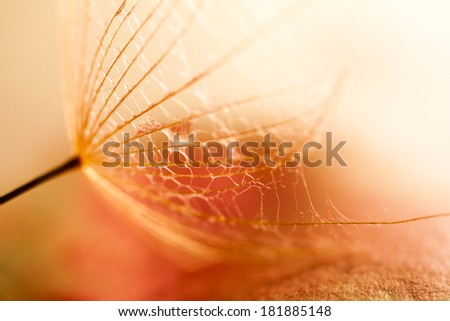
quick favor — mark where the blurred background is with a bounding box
[1,0,450,299]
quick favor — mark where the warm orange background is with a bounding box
[1,0,450,299]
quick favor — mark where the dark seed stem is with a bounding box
[1,156,81,205]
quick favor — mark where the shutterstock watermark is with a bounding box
[101,132,348,168]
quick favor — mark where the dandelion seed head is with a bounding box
[60,0,346,262]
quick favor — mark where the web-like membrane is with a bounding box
[62,0,349,260]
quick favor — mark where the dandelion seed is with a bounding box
[2,0,449,263]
